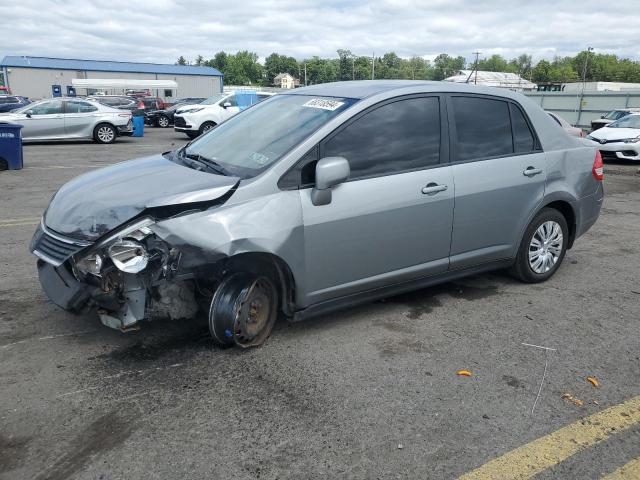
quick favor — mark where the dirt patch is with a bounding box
[34,410,136,480]
[97,324,211,364]
[0,433,31,474]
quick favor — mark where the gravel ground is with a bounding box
[0,128,638,479]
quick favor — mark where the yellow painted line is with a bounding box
[459,395,640,480]
[0,218,40,228]
[0,221,39,228]
[602,458,640,479]
[23,165,104,170]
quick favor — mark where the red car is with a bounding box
[0,86,11,95]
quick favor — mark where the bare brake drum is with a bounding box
[208,272,278,348]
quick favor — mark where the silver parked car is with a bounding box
[30,81,604,347]
[0,98,133,143]
[547,112,584,138]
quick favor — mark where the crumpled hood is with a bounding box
[590,127,640,141]
[44,154,239,241]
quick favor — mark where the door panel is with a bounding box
[64,101,99,138]
[300,167,454,306]
[450,154,546,267]
[20,100,65,139]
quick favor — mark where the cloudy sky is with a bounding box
[1,0,639,65]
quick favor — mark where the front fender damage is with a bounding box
[37,191,304,332]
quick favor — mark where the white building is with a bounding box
[560,82,640,92]
[0,56,224,100]
[444,70,537,92]
[273,73,299,89]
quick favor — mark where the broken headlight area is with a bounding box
[65,218,198,331]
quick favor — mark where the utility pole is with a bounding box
[304,62,307,86]
[465,51,481,84]
[371,52,375,80]
[352,55,355,80]
[581,47,593,93]
[473,51,481,85]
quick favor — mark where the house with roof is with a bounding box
[0,56,224,100]
[273,73,299,89]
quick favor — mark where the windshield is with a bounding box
[608,115,640,129]
[183,95,357,178]
[603,110,626,120]
[201,94,227,105]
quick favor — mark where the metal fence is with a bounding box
[524,91,640,129]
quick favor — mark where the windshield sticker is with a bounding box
[302,98,345,111]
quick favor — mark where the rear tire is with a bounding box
[93,123,117,144]
[209,272,278,348]
[510,208,568,283]
[199,121,216,136]
[186,131,199,139]
[157,115,170,128]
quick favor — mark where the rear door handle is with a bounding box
[523,166,543,177]
[422,183,448,195]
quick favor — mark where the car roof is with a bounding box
[284,80,529,101]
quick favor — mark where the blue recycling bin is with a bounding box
[0,123,24,171]
[132,116,144,137]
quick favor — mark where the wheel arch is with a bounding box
[93,122,118,140]
[540,199,578,249]
[217,252,296,318]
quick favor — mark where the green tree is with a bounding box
[433,54,465,80]
[195,55,204,66]
[477,54,509,72]
[176,56,187,66]
[264,53,299,85]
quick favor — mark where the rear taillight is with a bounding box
[592,150,604,181]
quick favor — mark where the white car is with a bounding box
[587,113,640,161]
[0,98,133,143]
[174,91,274,139]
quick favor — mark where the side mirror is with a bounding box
[25,110,33,118]
[311,157,350,206]
[223,102,232,109]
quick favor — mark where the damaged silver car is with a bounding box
[31,81,603,347]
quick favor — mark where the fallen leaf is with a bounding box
[587,376,599,388]
[456,370,472,377]
[561,392,584,407]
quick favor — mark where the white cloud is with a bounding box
[1,0,639,65]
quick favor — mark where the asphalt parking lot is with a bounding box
[1,128,639,480]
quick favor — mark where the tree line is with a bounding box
[175,50,640,86]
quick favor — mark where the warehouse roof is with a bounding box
[0,56,223,77]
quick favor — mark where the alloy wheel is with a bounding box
[97,126,115,143]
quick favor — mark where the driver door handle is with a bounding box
[422,183,448,195]
[523,166,543,177]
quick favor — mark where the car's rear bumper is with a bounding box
[576,183,604,239]
[117,122,134,136]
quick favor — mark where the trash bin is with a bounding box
[132,116,144,138]
[0,123,24,171]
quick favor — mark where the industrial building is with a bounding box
[0,56,223,100]
[444,70,537,92]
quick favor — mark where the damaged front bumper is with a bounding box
[32,220,199,331]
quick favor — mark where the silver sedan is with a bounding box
[0,98,133,143]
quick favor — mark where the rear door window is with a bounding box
[322,96,441,180]
[451,96,513,161]
[65,101,98,113]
